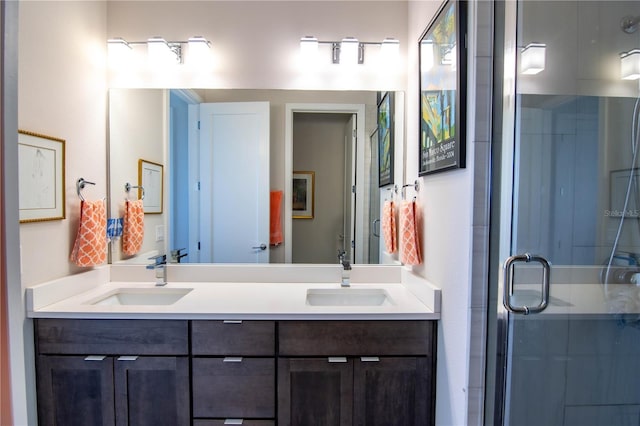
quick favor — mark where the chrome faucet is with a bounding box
[338,250,351,287]
[170,248,188,263]
[146,254,167,286]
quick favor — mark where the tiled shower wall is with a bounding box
[467,0,495,424]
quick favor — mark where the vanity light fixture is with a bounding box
[340,37,361,65]
[381,38,400,60]
[107,37,132,67]
[520,42,546,75]
[299,36,399,65]
[620,49,640,80]
[107,35,212,67]
[300,36,319,57]
[147,37,181,65]
[187,36,212,66]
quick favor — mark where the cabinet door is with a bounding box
[36,355,115,426]
[114,356,189,426]
[278,358,353,426]
[353,357,433,426]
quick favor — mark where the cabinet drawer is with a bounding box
[35,319,188,355]
[192,321,275,356]
[192,357,275,418]
[278,321,434,356]
[193,421,275,426]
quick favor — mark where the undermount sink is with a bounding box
[306,288,392,306]
[88,288,193,306]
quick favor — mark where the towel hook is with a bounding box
[401,180,420,200]
[76,178,96,201]
[125,182,145,200]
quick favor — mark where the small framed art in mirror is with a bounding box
[138,159,163,214]
[292,171,314,219]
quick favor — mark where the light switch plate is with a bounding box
[155,225,164,242]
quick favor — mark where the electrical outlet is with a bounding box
[155,225,164,242]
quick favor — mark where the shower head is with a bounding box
[621,15,639,34]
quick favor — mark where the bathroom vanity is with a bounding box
[28,264,441,426]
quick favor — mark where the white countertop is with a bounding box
[26,265,441,320]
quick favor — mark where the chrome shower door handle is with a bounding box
[373,219,381,237]
[503,253,551,315]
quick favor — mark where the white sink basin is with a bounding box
[88,288,193,306]
[306,288,392,306]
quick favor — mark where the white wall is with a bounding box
[407,1,474,425]
[15,1,108,424]
[19,1,108,285]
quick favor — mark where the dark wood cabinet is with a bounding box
[192,357,275,418]
[278,358,354,426]
[353,357,432,426]
[34,319,190,426]
[278,321,436,426]
[114,356,190,426]
[35,318,435,426]
[36,355,115,426]
[191,320,276,424]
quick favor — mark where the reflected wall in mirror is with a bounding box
[108,89,405,265]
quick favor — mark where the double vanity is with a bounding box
[28,264,441,426]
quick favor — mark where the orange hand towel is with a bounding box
[270,190,283,246]
[70,199,107,267]
[382,200,397,254]
[122,199,144,256]
[399,200,422,266]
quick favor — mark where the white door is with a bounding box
[199,102,270,263]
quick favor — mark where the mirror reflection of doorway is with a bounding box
[292,112,356,264]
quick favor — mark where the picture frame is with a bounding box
[609,168,640,218]
[418,0,467,176]
[378,91,395,187]
[18,130,66,223]
[292,171,314,219]
[138,159,163,214]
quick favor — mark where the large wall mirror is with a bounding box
[108,88,405,265]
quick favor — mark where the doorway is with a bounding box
[291,112,355,264]
[284,103,366,264]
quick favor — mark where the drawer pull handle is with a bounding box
[328,357,347,363]
[223,357,243,363]
[84,355,106,361]
[361,357,380,362]
[223,320,243,324]
[117,356,139,361]
[224,420,243,425]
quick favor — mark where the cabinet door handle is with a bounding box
[328,357,348,363]
[224,420,244,425]
[117,356,139,361]
[223,357,243,363]
[223,320,243,324]
[84,355,106,361]
[360,357,380,362]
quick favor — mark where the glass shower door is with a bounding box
[492,1,640,425]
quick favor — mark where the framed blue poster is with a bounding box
[419,0,467,175]
[378,91,394,187]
